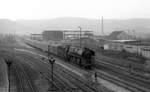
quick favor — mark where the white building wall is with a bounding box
[104,44,109,50]
[123,45,139,53]
[103,41,150,60]
[140,46,150,59]
[104,43,123,51]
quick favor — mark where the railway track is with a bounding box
[16,52,79,92]
[96,57,150,82]
[12,62,37,92]
[21,41,150,92]
[55,66,106,91]
[96,55,149,75]
[15,51,106,92]
[95,57,150,79]
[16,43,150,92]
[95,57,150,92]
[16,47,146,92]
[15,50,67,91]
[55,62,98,92]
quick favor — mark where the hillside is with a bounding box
[0,19,18,34]
[16,17,150,38]
[0,17,150,38]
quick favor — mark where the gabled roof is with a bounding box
[108,31,125,40]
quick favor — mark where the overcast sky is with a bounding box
[0,0,149,20]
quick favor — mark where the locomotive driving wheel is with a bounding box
[70,56,75,64]
[72,57,76,64]
[76,58,80,65]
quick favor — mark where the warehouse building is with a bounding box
[42,30,63,41]
[30,34,43,41]
[103,40,150,59]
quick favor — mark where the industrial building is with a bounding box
[63,30,93,41]
[30,34,43,41]
[104,40,150,59]
[31,29,94,42]
[42,30,63,41]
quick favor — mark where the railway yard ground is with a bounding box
[0,38,149,92]
[0,41,113,92]
[0,58,8,92]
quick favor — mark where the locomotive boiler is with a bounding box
[65,46,95,69]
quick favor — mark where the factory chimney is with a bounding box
[101,17,104,36]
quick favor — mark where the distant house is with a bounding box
[106,31,133,40]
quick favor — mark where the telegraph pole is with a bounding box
[6,62,12,92]
[47,45,55,91]
[78,26,82,48]
[127,30,130,40]
[133,30,139,55]
[132,29,136,40]
[49,57,55,91]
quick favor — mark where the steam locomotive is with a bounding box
[26,40,95,69]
